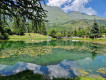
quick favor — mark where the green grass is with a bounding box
[7,33,106,44]
[0,70,105,80]
[8,33,53,43]
[70,38,106,44]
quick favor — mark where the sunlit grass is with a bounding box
[70,38,106,44]
[8,33,53,43]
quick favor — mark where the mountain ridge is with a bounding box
[43,6,106,24]
[43,6,106,31]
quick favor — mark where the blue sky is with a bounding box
[43,0,106,18]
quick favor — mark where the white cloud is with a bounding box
[104,12,106,14]
[62,0,97,15]
[47,64,70,78]
[47,0,72,7]
[47,0,97,15]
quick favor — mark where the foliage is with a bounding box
[90,19,99,38]
[0,34,4,39]
[56,32,62,38]
[0,0,47,39]
[2,33,9,39]
[0,20,9,39]
[76,28,85,37]
[99,26,106,37]
[0,32,9,40]
[0,23,9,40]
[48,28,57,38]
[61,29,67,37]
[85,26,90,37]
[12,17,25,35]
[1,0,47,23]
[38,22,47,35]
[4,27,12,35]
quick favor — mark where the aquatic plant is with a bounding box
[97,68,106,74]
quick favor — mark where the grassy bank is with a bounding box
[0,70,105,80]
[8,33,53,43]
[70,38,106,44]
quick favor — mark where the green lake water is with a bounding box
[0,40,106,78]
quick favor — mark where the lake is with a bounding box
[0,40,106,78]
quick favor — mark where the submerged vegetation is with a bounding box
[97,68,106,74]
[0,41,106,59]
[0,40,106,65]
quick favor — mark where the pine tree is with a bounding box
[0,0,47,39]
[12,17,25,35]
[0,10,9,40]
[40,22,47,35]
[73,28,77,36]
[90,19,99,38]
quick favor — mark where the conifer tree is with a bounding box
[40,22,47,35]
[0,0,47,39]
[12,17,25,35]
[90,19,99,38]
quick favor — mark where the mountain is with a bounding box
[43,6,106,30]
[43,6,106,23]
[7,6,106,31]
[43,6,73,24]
[68,11,106,20]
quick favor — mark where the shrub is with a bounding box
[2,33,9,39]
[48,28,57,38]
[4,27,12,35]
[0,34,4,40]
[56,32,62,39]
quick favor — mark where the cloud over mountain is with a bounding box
[47,0,97,15]
[47,0,72,7]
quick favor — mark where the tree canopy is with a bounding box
[0,0,47,39]
[90,19,99,38]
[0,0,47,22]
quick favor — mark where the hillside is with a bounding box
[68,11,106,20]
[43,6,73,24]
[43,6,106,31]
[7,6,106,31]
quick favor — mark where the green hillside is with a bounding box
[7,6,106,31]
[43,6,106,31]
[43,6,73,24]
[68,11,106,20]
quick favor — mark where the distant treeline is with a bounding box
[48,19,106,38]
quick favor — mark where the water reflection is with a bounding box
[90,43,98,59]
[0,56,106,78]
[0,40,106,78]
